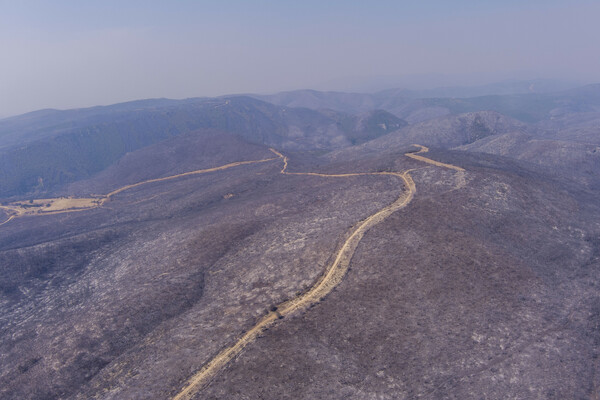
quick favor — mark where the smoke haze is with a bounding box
[1,0,599,117]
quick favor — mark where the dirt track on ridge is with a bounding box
[0,143,466,398]
[172,145,465,400]
[0,156,278,226]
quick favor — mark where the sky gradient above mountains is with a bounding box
[2,0,600,117]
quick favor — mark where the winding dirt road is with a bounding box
[1,142,465,398]
[172,144,465,400]
[0,145,449,227]
[406,144,465,171]
[0,155,278,226]
[103,157,278,199]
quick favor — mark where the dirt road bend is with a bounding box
[405,144,465,171]
[172,145,465,400]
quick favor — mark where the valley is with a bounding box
[0,84,599,399]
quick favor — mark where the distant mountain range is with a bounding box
[252,82,600,123]
[1,83,599,198]
[0,97,405,197]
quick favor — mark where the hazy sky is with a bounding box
[1,0,599,117]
